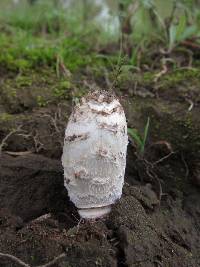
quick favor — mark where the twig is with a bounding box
[181,153,189,179]
[154,58,168,82]
[17,133,32,139]
[76,218,85,234]
[41,108,66,148]
[152,151,176,166]
[175,47,193,68]
[144,159,163,203]
[37,253,66,267]
[33,131,44,153]
[56,54,71,79]
[0,252,67,267]
[185,99,194,112]
[176,66,196,71]
[4,151,33,156]
[0,253,30,267]
[43,113,60,133]
[0,125,22,155]
[181,40,200,50]
[31,213,51,223]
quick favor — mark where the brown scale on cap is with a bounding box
[97,147,108,158]
[65,133,89,142]
[99,123,118,134]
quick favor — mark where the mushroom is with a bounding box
[62,91,128,219]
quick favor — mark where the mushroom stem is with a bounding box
[78,205,111,219]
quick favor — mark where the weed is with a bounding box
[53,80,71,99]
[36,95,48,107]
[0,0,200,75]
[168,15,197,52]
[0,113,13,122]
[128,117,150,155]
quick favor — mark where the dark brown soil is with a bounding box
[0,151,200,267]
[0,69,200,267]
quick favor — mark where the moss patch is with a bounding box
[0,68,74,113]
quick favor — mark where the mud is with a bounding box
[0,69,200,266]
[0,144,200,267]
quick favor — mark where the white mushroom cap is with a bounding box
[62,91,128,218]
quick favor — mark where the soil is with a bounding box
[0,68,200,267]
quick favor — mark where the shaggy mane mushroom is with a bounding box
[62,90,128,219]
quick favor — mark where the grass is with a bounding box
[0,0,120,73]
[1,0,200,90]
[128,117,150,155]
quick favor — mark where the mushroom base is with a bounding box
[78,205,111,219]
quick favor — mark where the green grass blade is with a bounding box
[141,117,150,153]
[176,14,186,40]
[169,24,177,51]
[128,128,143,149]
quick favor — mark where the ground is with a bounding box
[0,62,200,267]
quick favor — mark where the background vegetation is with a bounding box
[1,0,200,72]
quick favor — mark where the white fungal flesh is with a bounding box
[62,91,128,218]
[78,206,111,219]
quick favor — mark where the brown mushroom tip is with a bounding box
[84,90,116,104]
